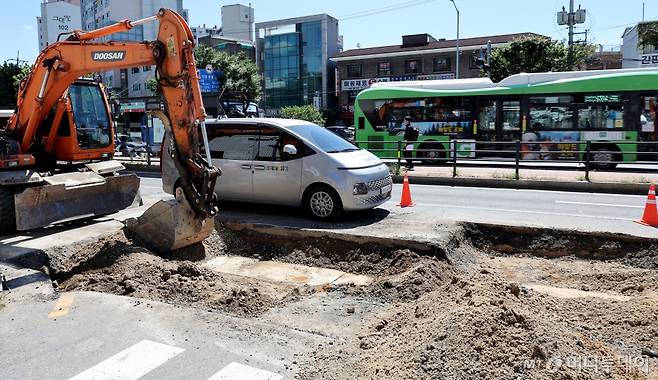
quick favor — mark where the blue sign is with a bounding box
[198,67,222,93]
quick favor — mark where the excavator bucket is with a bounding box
[124,188,215,254]
[14,171,141,230]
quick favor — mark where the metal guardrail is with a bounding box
[355,139,658,181]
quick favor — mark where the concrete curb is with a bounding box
[122,163,160,173]
[393,175,651,195]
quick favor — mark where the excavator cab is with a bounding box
[50,80,114,162]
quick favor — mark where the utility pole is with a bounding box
[567,0,575,68]
[558,2,586,69]
[449,0,460,79]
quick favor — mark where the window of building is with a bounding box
[132,83,141,91]
[433,57,451,72]
[377,62,391,76]
[404,60,421,74]
[143,66,151,71]
[131,67,140,74]
[347,64,362,78]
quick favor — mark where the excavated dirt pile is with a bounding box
[299,227,658,380]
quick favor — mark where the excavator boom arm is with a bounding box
[7,8,218,221]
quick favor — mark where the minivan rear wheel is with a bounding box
[305,185,342,221]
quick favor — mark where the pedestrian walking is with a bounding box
[402,116,419,170]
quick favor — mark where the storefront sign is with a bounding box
[417,73,456,81]
[640,54,658,66]
[198,65,222,93]
[341,78,389,91]
[120,102,146,113]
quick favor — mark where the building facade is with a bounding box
[37,0,82,51]
[221,4,254,42]
[80,0,188,98]
[622,21,658,69]
[79,0,187,143]
[331,33,543,124]
[255,14,342,114]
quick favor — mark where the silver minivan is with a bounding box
[200,118,392,220]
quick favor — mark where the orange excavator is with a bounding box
[0,9,220,252]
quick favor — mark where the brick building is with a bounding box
[331,32,544,124]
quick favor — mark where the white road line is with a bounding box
[68,340,184,380]
[401,183,646,198]
[208,362,282,380]
[555,200,644,209]
[419,203,636,221]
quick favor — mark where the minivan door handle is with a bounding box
[253,165,266,171]
[240,164,252,170]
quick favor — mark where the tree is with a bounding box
[193,46,261,103]
[638,21,658,49]
[280,105,325,126]
[488,36,595,82]
[0,62,31,108]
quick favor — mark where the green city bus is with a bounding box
[354,69,658,168]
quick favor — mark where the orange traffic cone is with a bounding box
[397,173,415,208]
[636,184,658,227]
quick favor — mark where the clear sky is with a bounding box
[3,0,656,64]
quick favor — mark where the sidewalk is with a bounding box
[393,165,657,195]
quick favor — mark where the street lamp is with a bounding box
[449,0,460,79]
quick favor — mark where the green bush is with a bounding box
[280,105,325,126]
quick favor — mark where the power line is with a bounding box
[199,0,437,38]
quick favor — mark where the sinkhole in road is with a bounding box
[48,223,452,316]
[44,222,658,379]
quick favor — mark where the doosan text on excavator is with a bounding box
[0,9,220,252]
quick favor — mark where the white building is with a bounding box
[37,0,82,51]
[221,4,254,42]
[622,21,658,69]
[191,24,222,45]
[80,0,188,98]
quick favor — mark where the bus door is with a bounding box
[476,98,521,158]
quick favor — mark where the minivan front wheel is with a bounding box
[305,185,342,221]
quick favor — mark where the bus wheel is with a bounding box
[419,143,445,165]
[591,149,618,170]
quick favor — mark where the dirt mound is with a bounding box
[299,246,658,380]
[55,231,286,316]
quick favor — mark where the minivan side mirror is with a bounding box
[283,144,297,155]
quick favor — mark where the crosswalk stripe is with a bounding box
[208,362,283,380]
[68,340,184,380]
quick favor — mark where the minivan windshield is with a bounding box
[288,124,360,153]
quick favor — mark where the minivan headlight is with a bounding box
[353,183,369,195]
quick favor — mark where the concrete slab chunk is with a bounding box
[204,256,372,286]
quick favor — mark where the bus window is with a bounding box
[528,96,574,130]
[641,96,657,134]
[576,94,625,129]
[478,100,496,141]
[501,101,521,139]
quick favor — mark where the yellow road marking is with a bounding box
[48,293,75,319]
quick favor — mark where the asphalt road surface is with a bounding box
[137,175,657,238]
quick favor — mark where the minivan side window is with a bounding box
[206,125,258,160]
[256,127,303,162]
